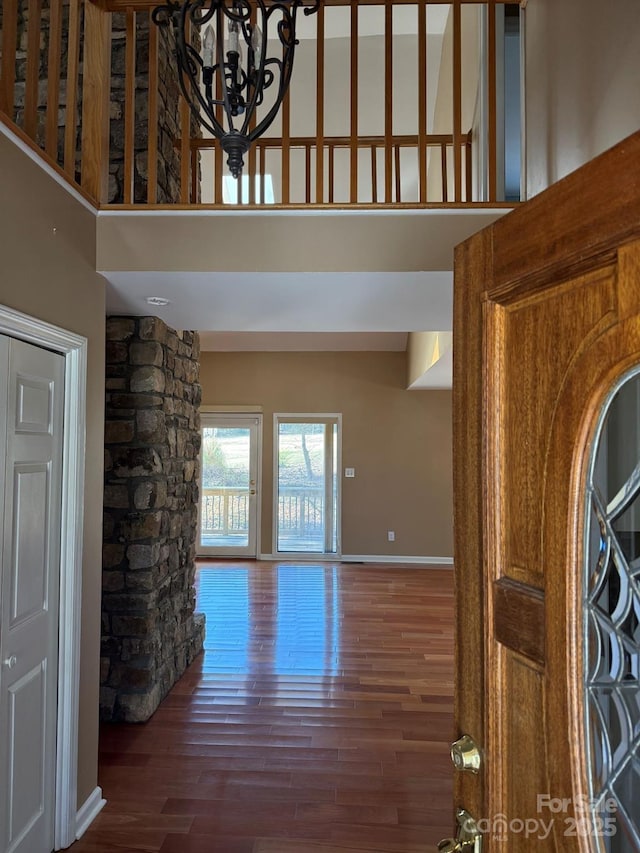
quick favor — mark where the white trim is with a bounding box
[198,413,263,559]
[0,305,88,850]
[75,787,106,840]
[258,552,341,562]
[0,121,97,216]
[96,206,510,219]
[200,404,263,413]
[258,553,453,566]
[342,555,454,566]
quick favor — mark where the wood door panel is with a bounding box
[499,651,550,851]
[453,133,640,852]
[493,579,544,666]
[491,267,617,588]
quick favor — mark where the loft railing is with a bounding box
[0,0,516,209]
[188,132,473,205]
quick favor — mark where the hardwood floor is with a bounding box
[74,561,454,852]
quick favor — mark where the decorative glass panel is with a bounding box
[585,370,640,851]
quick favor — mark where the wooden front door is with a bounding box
[452,131,640,851]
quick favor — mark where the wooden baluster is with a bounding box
[384,0,392,203]
[191,147,199,203]
[418,0,427,203]
[315,2,325,204]
[147,14,159,203]
[64,0,82,178]
[282,88,291,204]
[328,143,334,204]
[306,143,312,204]
[465,131,472,202]
[0,0,18,118]
[394,143,401,203]
[81,0,111,202]
[441,142,447,202]
[0,0,18,121]
[45,0,63,161]
[350,0,358,203]
[371,144,377,204]
[453,0,462,202]
[124,8,136,204]
[488,2,497,201]
[24,0,42,140]
[259,144,265,204]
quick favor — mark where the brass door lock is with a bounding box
[450,734,481,773]
[438,808,483,852]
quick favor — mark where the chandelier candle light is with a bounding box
[152,0,319,179]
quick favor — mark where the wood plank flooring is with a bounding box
[73,561,454,853]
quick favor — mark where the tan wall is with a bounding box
[0,133,105,807]
[526,0,640,197]
[200,350,453,558]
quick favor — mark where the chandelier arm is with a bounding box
[244,0,298,138]
[215,2,238,133]
[236,0,269,136]
[179,35,227,136]
[247,52,293,142]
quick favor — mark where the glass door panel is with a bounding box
[199,414,260,557]
[584,368,640,849]
[275,416,340,555]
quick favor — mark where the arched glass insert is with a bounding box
[585,367,640,851]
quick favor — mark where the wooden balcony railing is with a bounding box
[0,0,516,209]
[188,131,473,205]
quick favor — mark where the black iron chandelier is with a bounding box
[152,0,318,179]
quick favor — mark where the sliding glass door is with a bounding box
[274,415,341,555]
[198,414,261,557]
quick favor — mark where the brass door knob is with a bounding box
[438,809,483,852]
[450,734,481,773]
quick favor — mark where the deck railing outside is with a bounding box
[200,485,324,541]
[0,0,515,209]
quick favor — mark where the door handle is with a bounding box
[3,655,17,670]
[438,809,483,852]
[250,490,256,495]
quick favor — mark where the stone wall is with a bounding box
[101,316,205,722]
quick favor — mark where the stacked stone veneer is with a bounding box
[102,316,205,722]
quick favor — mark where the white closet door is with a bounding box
[0,336,64,853]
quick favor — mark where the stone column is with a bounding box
[101,316,205,722]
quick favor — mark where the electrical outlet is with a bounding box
[387,530,395,542]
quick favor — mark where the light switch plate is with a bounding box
[345,467,355,478]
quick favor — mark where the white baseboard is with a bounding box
[342,555,454,566]
[258,553,453,566]
[76,786,106,839]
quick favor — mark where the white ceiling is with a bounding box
[104,270,453,334]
